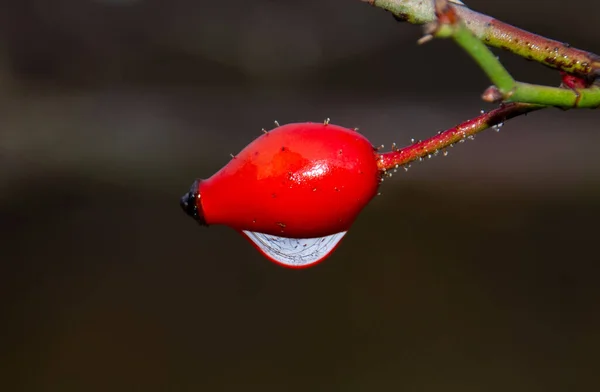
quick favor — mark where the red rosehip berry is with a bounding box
[181,122,382,268]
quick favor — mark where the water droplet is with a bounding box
[443,150,449,156]
[241,231,347,268]
[411,138,415,143]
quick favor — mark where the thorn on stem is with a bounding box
[418,34,434,45]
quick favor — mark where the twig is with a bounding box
[377,102,542,171]
[424,0,600,108]
[370,0,599,170]
[361,0,600,78]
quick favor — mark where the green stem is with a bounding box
[506,83,600,108]
[445,24,514,90]
[362,0,600,78]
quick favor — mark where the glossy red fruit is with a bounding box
[181,122,381,267]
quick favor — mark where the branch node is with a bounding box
[482,86,503,103]
[434,0,458,25]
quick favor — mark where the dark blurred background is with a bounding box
[1,0,599,390]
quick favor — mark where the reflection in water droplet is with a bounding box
[241,231,347,268]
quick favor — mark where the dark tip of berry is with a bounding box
[180,179,207,226]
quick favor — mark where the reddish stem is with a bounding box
[376,102,542,171]
[480,17,600,78]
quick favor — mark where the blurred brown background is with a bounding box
[1,0,599,391]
